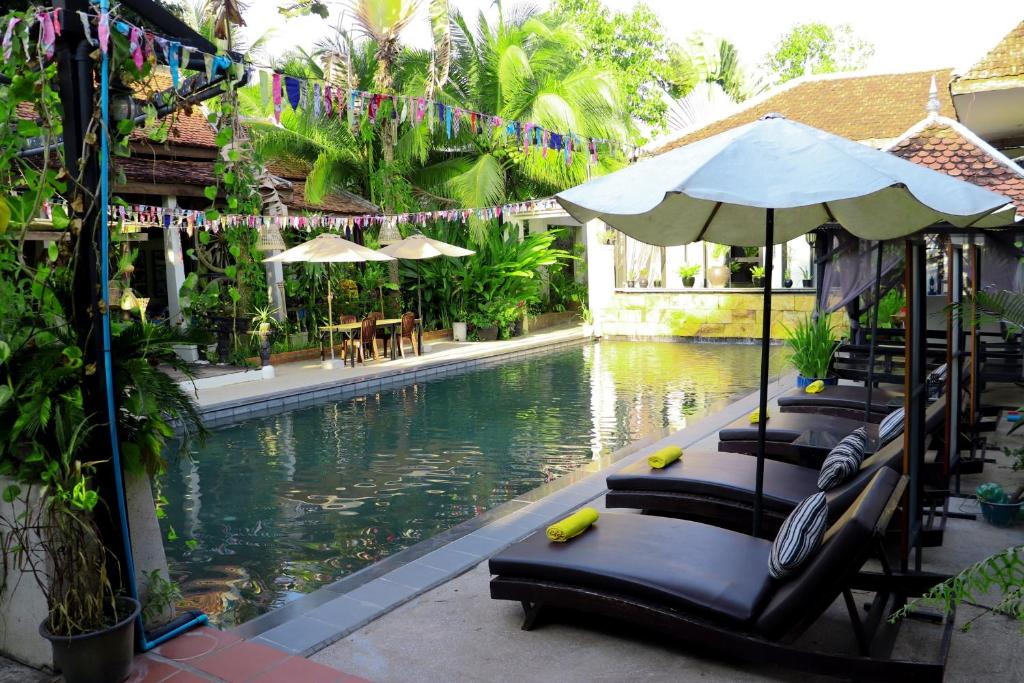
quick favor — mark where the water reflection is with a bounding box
[161,341,788,626]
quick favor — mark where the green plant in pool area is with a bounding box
[249,306,280,333]
[860,288,905,329]
[678,264,701,279]
[977,482,1009,504]
[709,243,731,262]
[750,265,766,279]
[140,569,183,628]
[782,313,840,380]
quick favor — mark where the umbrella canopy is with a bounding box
[377,234,476,260]
[557,115,1013,247]
[264,234,395,263]
[555,114,1011,537]
[263,234,393,366]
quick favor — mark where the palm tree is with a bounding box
[403,4,630,237]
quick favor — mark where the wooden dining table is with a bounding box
[320,318,422,367]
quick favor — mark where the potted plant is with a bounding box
[600,229,617,246]
[249,305,280,367]
[751,265,766,287]
[782,313,842,388]
[783,269,793,288]
[452,305,468,342]
[976,483,1023,527]
[706,243,731,288]
[638,268,650,288]
[800,267,813,288]
[626,271,637,288]
[470,310,500,341]
[678,264,700,288]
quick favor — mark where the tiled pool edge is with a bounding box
[197,329,591,427]
[236,371,796,657]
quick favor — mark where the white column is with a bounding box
[266,260,287,321]
[527,220,550,299]
[162,196,186,327]
[585,218,614,337]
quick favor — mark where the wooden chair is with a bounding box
[399,311,419,357]
[339,315,357,357]
[357,316,380,362]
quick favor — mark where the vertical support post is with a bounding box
[163,196,186,327]
[967,244,980,430]
[902,240,927,571]
[946,242,963,479]
[585,219,613,338]
[752,208,775,537]
[56,0,129,590]
[864,240,884,421]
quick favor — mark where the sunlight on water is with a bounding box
[161,340,789,626]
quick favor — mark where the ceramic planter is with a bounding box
[682,276,696,288]
[783,279,793,288]
[706,265,730,288]
[452,322,467,342]
[752,276,765,287]
[802,279,813,288]
[796,374,840,389]
[638,278,649,288]
[40,597,140,683]
[477,326,499,341]
[979,500,1023,527]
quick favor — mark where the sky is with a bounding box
[238,1,1021,78]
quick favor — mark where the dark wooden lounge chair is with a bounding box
[606,438,904,538]
[776,383,904,422]
[490,468,953,682]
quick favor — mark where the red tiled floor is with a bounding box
[152,626,242,662]
[164,672,216,683]
[191,640,289,682]
[249,656,347,683]
[127,655,180,683]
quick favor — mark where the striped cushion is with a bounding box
[816,427,868,490]
[769,492,828,580]
[877,408,905,446]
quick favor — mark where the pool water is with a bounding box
[160,341,789,626]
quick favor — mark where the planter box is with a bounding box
[422,328,452,342]
[172,344,199,363]
[245,345,347,367]
[525,310,578,334]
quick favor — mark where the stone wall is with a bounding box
[598,290,848,340]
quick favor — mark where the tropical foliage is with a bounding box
[783,313,841,379]
[763,22,875,85]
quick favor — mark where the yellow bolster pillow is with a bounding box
[648,445,683,469]
[546,507,599,543]
[805,380,825,394]
[749,408,769,424]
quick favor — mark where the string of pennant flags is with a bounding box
[41,197,562,237]
[45,7,638,165]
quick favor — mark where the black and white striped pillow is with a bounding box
[769,492,828,580]
[877,407,905,446]
[817,427,869,490]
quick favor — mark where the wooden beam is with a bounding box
[114,182,209,198]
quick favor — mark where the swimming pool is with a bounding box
[161,340,789,626]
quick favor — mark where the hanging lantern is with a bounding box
[377,218,401,245]
[120,287,138,311]
[256,222,287,251]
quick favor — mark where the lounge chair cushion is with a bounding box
[776,384,902,414]
[488,513,774,623]
[719,412,879,444]
[607,451,819,513]
[816,428,868,491]
[768,492,827,579]
[877,407,905,446]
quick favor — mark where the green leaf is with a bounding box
[2,485,20,503]
[116,118,136,135]
[185,539,199,551]
[51,204,70,230]
[203,185,218,201]
[0,385,12,408]
[47,242,58,262]
[224,265,237,279]
[205,210,220,221]
[166,526,178,541]
[215,128,233,147]
[228,287,241,303]
[198,231,211,245]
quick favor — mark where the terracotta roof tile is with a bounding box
[955,21,1024,91]
[115,157,216,187]
[651,69,955,155]
[888,118,1024,215]
[282,180,379,216]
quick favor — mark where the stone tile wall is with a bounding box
[599,290,849,340]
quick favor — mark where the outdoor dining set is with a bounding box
[319,311,423,367]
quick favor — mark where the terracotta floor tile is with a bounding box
[164,672,216,683]
[192,640,289,682]
[249,656,346,683]
[127,655,180,683]
[153,626,241,662]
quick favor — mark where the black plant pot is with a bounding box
[40,596,140,683]
[682,276,696,288]
[802,279,813,288]
[783,279,793,288]
[477,326,499,341]
[211,315,240,364]
[626,280,636,288]
[752,276,764,287]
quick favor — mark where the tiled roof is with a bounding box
[651,69,955,155]
[115,157,216,187]
[887,115,1024,215]
[282,180,379,216]
[15,71,218,150]
[954,21,1024,93]
[265,158,311,180]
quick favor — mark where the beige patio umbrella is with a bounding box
[377,234,475,323]
[264,234,394,367]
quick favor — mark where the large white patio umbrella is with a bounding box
[264,234,394,368]
[377,234,475,323]
[556,114,1012,535]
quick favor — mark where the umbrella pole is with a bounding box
[864,240,884,421]
[417,271,423,322]
[753,208,775,537]
[328,268,335,361]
